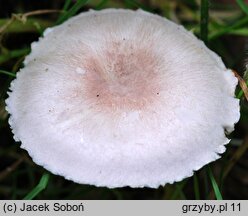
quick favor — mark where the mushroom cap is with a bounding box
[6,9,240,188]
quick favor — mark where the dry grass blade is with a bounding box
[0,17,15,34]
[233,70,248,100]
[23,9,63,18]
[0,100,8,121]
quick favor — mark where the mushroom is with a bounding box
[6,9,240,188]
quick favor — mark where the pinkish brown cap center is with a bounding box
[77,40,162,112]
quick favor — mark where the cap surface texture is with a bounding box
[6,9,240,188]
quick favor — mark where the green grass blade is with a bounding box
[207,166,223,200]
[193,174,200,200]
[203,168,209,198]
[236,0,248,15]
[209,16,248,40]
[95,0,109,10]
[57,0,72,22]
[227,28,248,36]
[124,0,152,11]
[171,180,187,200]
[0,48,30,64]
[237,80,248,98]
[63,0,72,11]
[200,0,209,44]
[23,173,50,200]
[56,0,89,24]
[0,70,16,77]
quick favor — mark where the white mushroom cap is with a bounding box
[6,9,240,188]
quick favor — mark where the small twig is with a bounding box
[3,152,34,166]
[223,136,248,179]
[0,157,24,181]
[0,9,63,35]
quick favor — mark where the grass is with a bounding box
[23,173,50,200]
[193,174,200,200]
[200,0,209,44]
[0,0,248,200]
[207,166,223,200]
[237,0,248,15]
[95,0,109,10]
[0,70,16,77]
[56,0,90,24]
